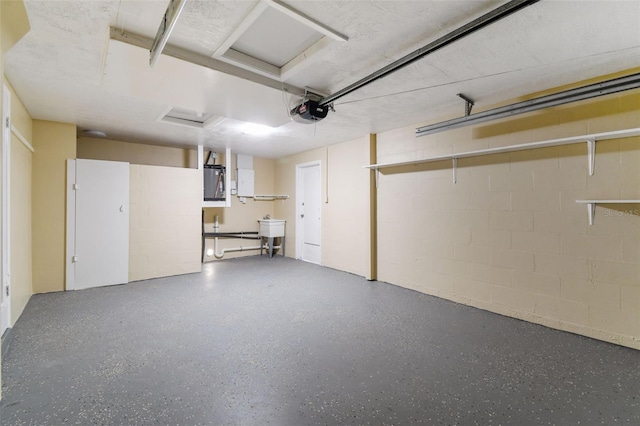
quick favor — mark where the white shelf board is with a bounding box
[575,200,640,204]
[254,194,289,201]
[575,200,640,225]
[365,127,640,170]
[202,200,227,208]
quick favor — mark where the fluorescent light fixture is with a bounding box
[150,0,188,67]
[240,122,276,136]
[157,106,222,129]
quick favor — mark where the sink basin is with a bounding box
[258,219,285,237]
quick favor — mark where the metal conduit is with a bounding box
[416,72,640,137]
[318,0,540,106]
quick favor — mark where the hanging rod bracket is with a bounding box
[457,93,475,116]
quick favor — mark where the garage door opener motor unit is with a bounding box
[290,99,330,124]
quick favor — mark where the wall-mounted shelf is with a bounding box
[575,200,640,225]
[365,127,640,183]
[254,195,289,201]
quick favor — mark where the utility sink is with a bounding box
[258,219,285,238]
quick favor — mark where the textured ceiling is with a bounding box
[4,0,640,158]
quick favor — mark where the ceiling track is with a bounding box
[318,0,540,106]
[416,72,640,137]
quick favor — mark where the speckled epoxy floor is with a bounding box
[1,256,638,425]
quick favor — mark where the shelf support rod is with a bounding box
[452,158,458,183]
[586,138,595,176]
[587,202,595,225]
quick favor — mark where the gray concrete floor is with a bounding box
[1,256,639,425]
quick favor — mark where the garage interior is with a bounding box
[0,0,639,424]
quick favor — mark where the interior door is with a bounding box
[297,162,321,264]
[68,159,129,290]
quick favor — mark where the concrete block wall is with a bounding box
[375,86,640,349]
[274,136,371,278]
[129,165,201,282]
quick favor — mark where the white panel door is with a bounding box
[297,162,321,264]
[72,159,129,290]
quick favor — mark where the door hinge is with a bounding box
[5,286,9,297]
[5,117,9,129]
[72,255,79,263]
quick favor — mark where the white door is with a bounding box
[296,161,321,264]
[1,84,11,335]
[67,159,129,290]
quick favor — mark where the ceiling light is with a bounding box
[240,123,276,136]
[83,130,107,138]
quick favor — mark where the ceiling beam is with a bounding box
[110,27,307,97]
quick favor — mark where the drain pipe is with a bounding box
[213,215,265,259]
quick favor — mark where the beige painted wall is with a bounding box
[322,137,371,277]
[1,0,29,55]
[78,137,197,169]
[376,76,640,349]
[7,83,32,325]
[129,164,201,281]
[1,0,31,399]
[274,137,371,277]
[203,155,277,261]
[10,135,31,325]
[32,120,76,293]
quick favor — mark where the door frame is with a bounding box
[295,160,321,263]
[65,159,76,291]
[1,84,11,334]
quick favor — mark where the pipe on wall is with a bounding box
[212,216,265,259]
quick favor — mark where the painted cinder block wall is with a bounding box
[274,136,372,278]
[129,164,201,281]
[375,75,639,349]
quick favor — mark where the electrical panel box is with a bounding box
[237,169,254,197]
[237,154,253,170]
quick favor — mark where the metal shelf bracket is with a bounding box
[452,158,458,183]
[586,138,595,176]
[457,93,475,116]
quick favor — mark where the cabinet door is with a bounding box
[69,159,129,290]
